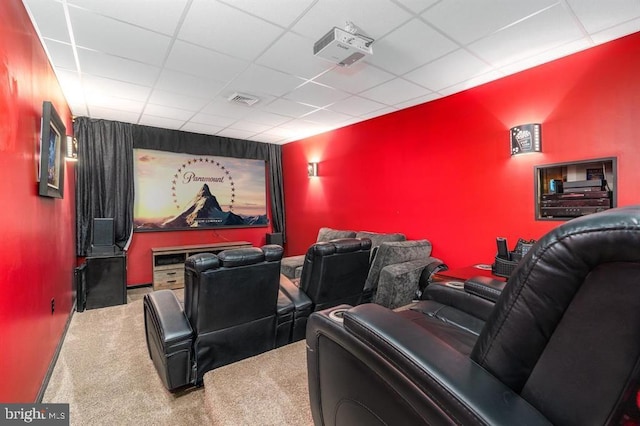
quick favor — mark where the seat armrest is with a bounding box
[279,275,314,341]
[425,282,495,321]
[279,275,313,311]
[464,276,506,303]
[144,290,193,345]
[307,304,551,425]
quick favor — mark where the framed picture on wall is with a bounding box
[38,101,66,198]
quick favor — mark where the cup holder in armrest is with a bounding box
[328,308,349,323]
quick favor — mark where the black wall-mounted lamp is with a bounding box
[511,123,542,155]
[65,136,78,161]
[308,162,318,177]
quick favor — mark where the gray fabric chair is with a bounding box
[361,239,443,309]
[281,227,357,279]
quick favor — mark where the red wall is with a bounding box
[0,1,75,402]
[127,226,272,286]
[282,32,640,268]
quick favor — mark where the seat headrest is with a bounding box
[310,238,372,257]
[218,247,266,267]
[261,244,284,261]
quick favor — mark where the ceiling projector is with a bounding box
[313,26,374,67]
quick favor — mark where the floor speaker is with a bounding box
[266,232,284,246]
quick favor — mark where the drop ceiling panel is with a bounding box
[89,106,140,123]
[165,40,249,81]
[284,82,351,108]
[404,49,493,92]
[43,39,76,70]
[255,32,335,79]
[590,17,640,44]
[359,78,431,105]
[82,75,152,103]
[148,90,210,112]
[77,48,161,86]
[303,108,353,125]
[66,0,189,36]
[178,0,284,61]
[143,104,195,121]
[327,96,388,116]
[366,18,459,75]
[216,128,258,140]
[422,0,558,45]
[24,0,69,42]
[238,110,292,127]
[314,63,395,94]
[567,0,640,34]
[181,122,225,136]
[228,65,305,97]
[219,0,316,28]
[262,98,316,118]
[68,7,172,66]
[292,0,413,40]
[393,0,439,14]
[138,115,185,130]
[468,4,584,67]
[154,69,227,99]
[189,112,237,127]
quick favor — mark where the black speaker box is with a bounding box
[266,232,284,246]
[93,218,115,246]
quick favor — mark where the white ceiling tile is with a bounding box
[77,48,161,86]
[393,0,439,14]
[139,115,186,130]
[24,0,70,42]
[567,0,640,34]
[327,96,388,116]
[303,108,353,125]
[404,49,493,91]
[314,62,395,94]
[217,128,258,140]
[359,78,431,105]
[143,104,195,121]
[189,112,237,127]
[239,110,292,127]
[292,0,413,41]
[179,0,284,60]
[228,65,305,97]
[262,99,316,117]
[437,70,505,96]
[590,18,640,44]
[43,39,76,71]
[165,40,249,81]
[68,7,172,66]
[218,0,316,27]
[360,106,398,120]
[201,98,254,119]
[84,92,145,114]
[468,4,584,67]
[228,121,272,133]
[248,133,286,144]
[284,81,351,107]
[393,93,442,110]
[88,106,140,124]
[366,19,459,75]
[148,89,210,112]
[154,68,227,99]
[66,0,189,36]
[422,0,558,44]
[181,122,225,135]
[256,32,335,79]
[499,38,592,77]
[54,69,87,111]
[82,75,152,103]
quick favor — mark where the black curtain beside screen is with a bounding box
[74,118,286,256]
[74,118,134,256]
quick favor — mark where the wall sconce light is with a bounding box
[65,136,78,162]
[307,162,319,177]
[510,123,542,155]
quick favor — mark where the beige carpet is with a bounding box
[43,287,312,425]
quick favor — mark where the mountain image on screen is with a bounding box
[162,184,248,228]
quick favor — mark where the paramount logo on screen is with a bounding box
[182,171,225,184]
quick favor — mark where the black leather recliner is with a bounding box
[280,237,372,342]
[307,205,640,425]
[143,244,287,391]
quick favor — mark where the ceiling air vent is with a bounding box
[227,92,260,106]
